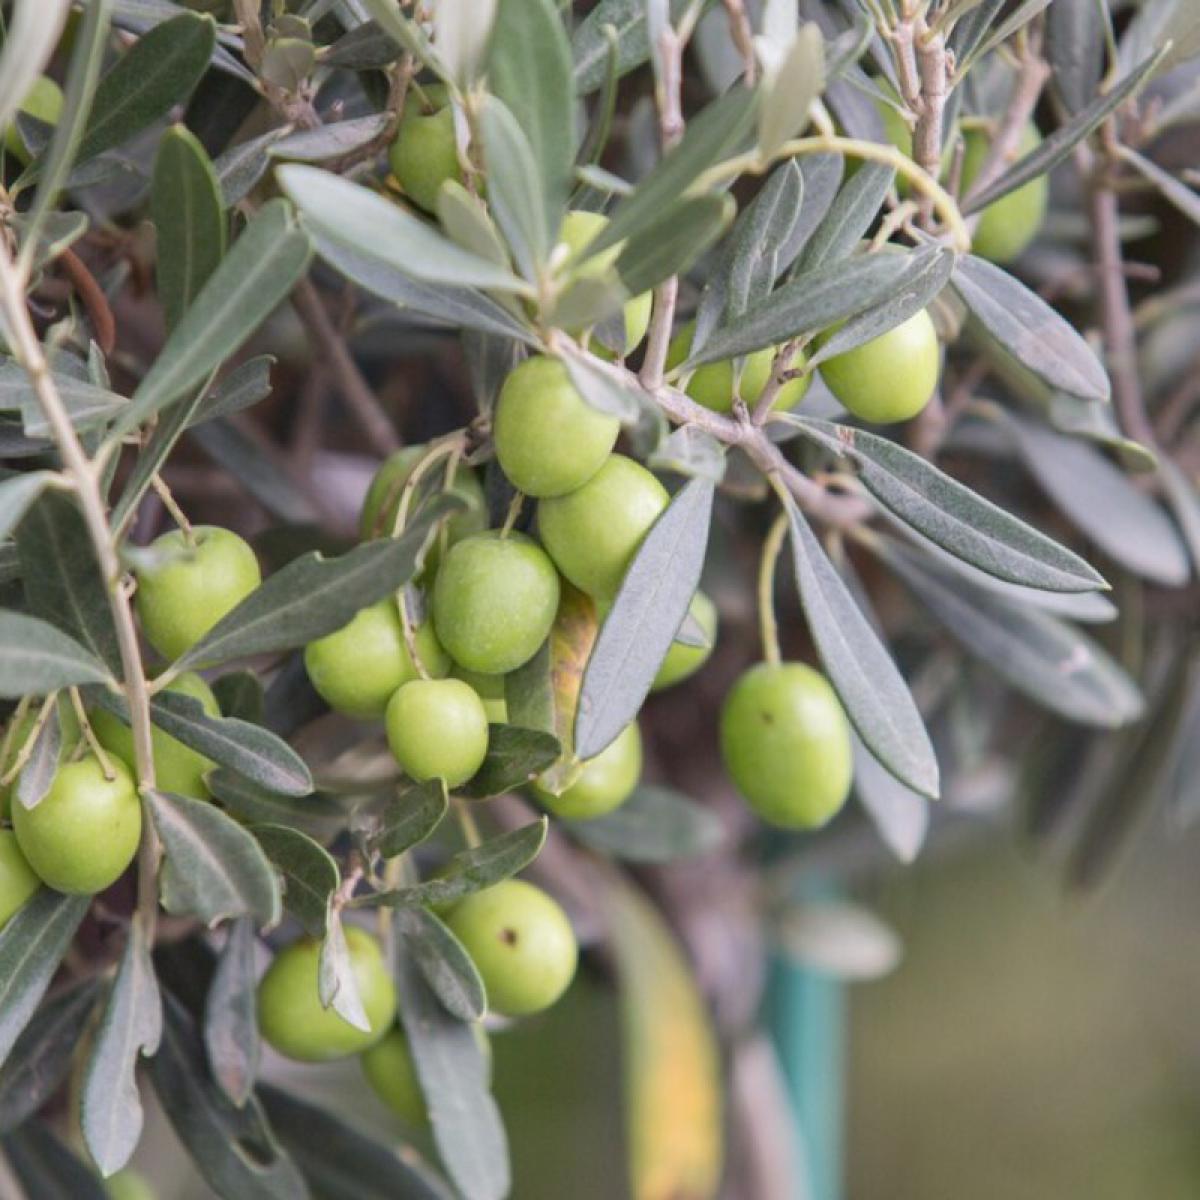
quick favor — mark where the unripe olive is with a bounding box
[4,76,63,164]
[0,700,81,820]
[359,447,486,545]
[444,879,577,1017]
[652,591,718,691]
[385,678,489,787]
[537,455,668,603]
[720,662,852,829]
[12,756,142,894]
[432,532,560,675]
[361,1027,427,1126]
[135,526,261,663]
[534,722,641,821]
[451,667,508,723]
[493,356,618,498]
[387,87,463,213]
[665,322,810,415]
[558,209,653,353]
[304,601,449,720]
[961,122,1047,263]
[817,309,939,424]
[257,926,396,1062]
[104,1169,156,1200]
[91,671,218,800]
[0,829,40,930]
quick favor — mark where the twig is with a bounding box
[721,0,758,86]
[0,244,160,934]
[1090,178,1155,447]
[59,248,116,356]
[291,278,400,453]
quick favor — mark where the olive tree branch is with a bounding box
[0,244,161,931]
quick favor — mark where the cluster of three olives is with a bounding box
[0,527,264,912]
[257,878,578,1123]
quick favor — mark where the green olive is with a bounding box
[719,662,853,829]
[817,309,939,424]
[444,879,577,1017]
[91,671,219,800]
[0,699,81,820]
[257,926,397,1062]
[493,356,618,498]
[385,678,489,787]
[665,321,810,415]
[451,667,508,723]
[652,591,718,691]
[537,455,668,603]
[557,209,653,354]
[361,1026,428,1126]
[534,722,641,820]
[0,829,41,930]
[359,446,486,546]
[432,532,560,675]
[103,1169,157,1200]
[4,76,63,164]
[12,755,142,894]
[387,88,463,213]
[961,122,1047,263]
[135,526,261,663]
[303,601,449,719]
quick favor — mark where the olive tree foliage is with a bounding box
[0,0,1196,1196]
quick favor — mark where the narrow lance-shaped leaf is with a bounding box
[0,890,89,1067]
[394,906,487,1023]
[148,995,308,1200]
[488,0,576,235]
[152,124,227,332]
[394,942,510,1200]
[784,497,939,798]
[615,193,735,298]
[799,161,895,272]
[81,917,163,1177]
[758,23,824,158]
[358,820,549,910]
[690,250,918,365]
[479,97,550,279]
[877,539,1144,728]
[0,979,101,1135]
[0,612,111,697]
[176,495,462,669]
[204,917,260,1108]
[148,789,282,928]
[576,478,715,761]
[259,1084,455,1200]
[76,12,216,165]
[2,1121,109,1200]
[952,255,1110,403]
[852,733,929,864]
[572,0,693,93]
[785,415,1108,592]
[207,769,346,841]
[564,785,724,863]
[253,824,339,938]
[370,779,450,859]
[458,726,561,800]
[804,245,955,366]
[278,165,532,296]
[0,0,68,142]
[17,490,120,673]
[0,471,56,543]
[15,700,60,811]
[269,114,391,163]
[1,361,128,436]
[963,48,1166,215]
[117,199,312,434]
[319,915,370,1033]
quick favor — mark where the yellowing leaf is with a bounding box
[608,879,722,1200]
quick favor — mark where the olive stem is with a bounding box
[499,490,524,538]
[454,796,482,849]
[0,693,57,789]
[149,473,195,548]
[757,510,789,667]
[0,242,161,935]
[68,687,117,781]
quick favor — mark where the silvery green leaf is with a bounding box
[1119,145,1200,227]
[799,161,895,271]
[1047,0,1105,114]
[319,916,370,1033]
[435,0,497,86]
[558,345,642,423]
[479,97,550,279]
[575,478,715,759]
[15,701,59,811]
[563,785,724,863]
[204,917,260,1107]
[757,24,824,158]
[952,255,1110,402]
[0,360,128,435]
[394,906,487,1022]
[878,539,1144,727]
[253,824,339,938]
[615,193,735,296]
[784,497,939,798]
[269,114,390,162]
[0,612,112,696]
[648,425,727,482]
[0,0,69,145]
[81,918,162,1177]
[572,0,694,94]
[852,733,928,863]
